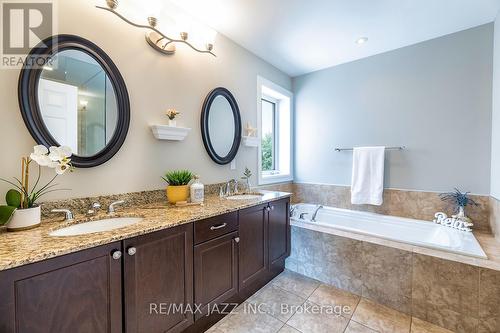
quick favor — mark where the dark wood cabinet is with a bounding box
[194,231,239,319]
[238,203,269,296]
[123,223,194,333]
[0,197,291,333]
[268,198,291,275]
[0,242,123,333]
[194,212,238,245]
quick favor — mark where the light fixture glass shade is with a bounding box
[175,14,193,38]
[204,27,217,46]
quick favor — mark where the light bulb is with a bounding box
[355,37,368,45]
[175,14,193,39]
[204,27,217,46]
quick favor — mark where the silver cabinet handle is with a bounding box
[127,247,137,256]
[234,237,240,243]
[210,223,227,230]
[112,251,122,260]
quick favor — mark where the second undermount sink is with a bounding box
[49,217,142,237]
[226,194,264,200]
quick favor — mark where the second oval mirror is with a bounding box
[201,88,242,165]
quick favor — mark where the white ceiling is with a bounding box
[167,0,500,77]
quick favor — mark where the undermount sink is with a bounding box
[226,194,264,200]
[49,217,142,237]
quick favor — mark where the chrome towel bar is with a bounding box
[334,146,405,152]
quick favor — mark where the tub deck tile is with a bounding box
[412,254,479,333]
[361,242,413,314]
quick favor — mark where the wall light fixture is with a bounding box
[96,0,216,57]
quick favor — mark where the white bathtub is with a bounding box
[291,204,487,259]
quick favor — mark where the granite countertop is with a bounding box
[0,191,291,271]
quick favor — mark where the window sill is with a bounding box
[259,173,293,185]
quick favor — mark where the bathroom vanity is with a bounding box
[0,193,290,333]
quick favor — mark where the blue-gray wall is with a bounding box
[491,16,500,199]
[293,24,494,194]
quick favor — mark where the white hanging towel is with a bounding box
[351,146,385,205]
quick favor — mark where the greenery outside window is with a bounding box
[257,76,293,185]
[261,97,277,172]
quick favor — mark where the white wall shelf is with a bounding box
[242,136,259,147]
[151,125,191,141]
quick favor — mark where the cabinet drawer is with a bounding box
[194,212,238,244]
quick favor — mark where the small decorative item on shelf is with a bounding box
[439,188,478,224]
[162,170,194,204]
[151,108,190,141]
[166,108,180,127]
[244,122,257,137]
[241,167,253,192]
[242,122,259,147]
[0,145,73,231]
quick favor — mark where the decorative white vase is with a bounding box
[168,119,177,127]
[6,206,41,232]
[453,206,473,224]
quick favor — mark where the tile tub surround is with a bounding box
[208,270,457,333]
[286,226,500,333]
[490,196,500,239]
[0,191,291,271]
[292,183,491,232]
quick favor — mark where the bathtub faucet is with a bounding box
[311,205,323,222]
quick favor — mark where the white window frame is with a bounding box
[257,76,294,185]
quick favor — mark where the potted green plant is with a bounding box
[162,170,194,204]
[439,188,478,224]
[0,145,73,231]
[241,167,252,192]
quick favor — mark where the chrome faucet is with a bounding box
[108,200,125,214]
[311,205,323,222]
[225,179,238,196]
[299,212,309,220]
[51,209,74,221]
[87,202,101,216]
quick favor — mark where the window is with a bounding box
[261,97,277,172]
[257,76,293,185]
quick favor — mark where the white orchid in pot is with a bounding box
[0,145,73,231]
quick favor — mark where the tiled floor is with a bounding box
[206,270,456,333]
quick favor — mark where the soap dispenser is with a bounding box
[190,175,204,203]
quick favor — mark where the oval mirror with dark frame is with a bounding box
[18,34,130,168]
[201,87,242,165]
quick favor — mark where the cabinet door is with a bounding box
[194,231,238,319]
[268,198,291,276]
[0,242,123,333]
[123,223,194,333]
[238,204,269,296]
